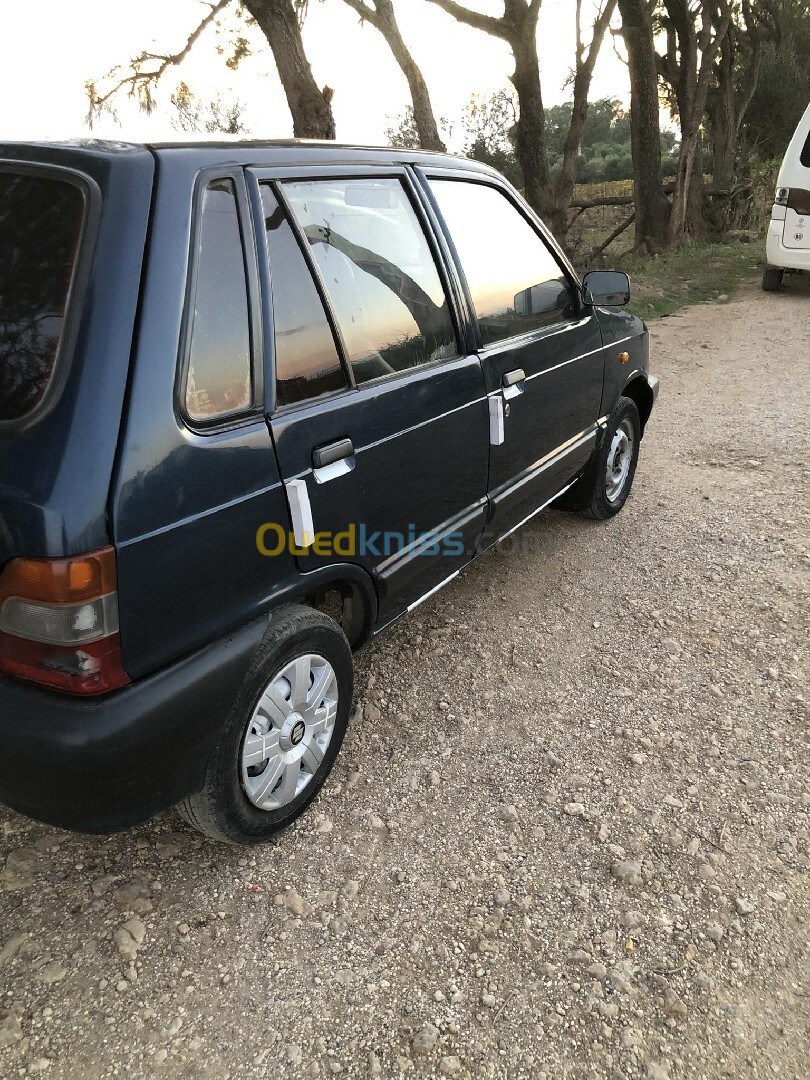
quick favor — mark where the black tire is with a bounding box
[761,265,784,292]
[177,605,353,844]
[556,396,641,520]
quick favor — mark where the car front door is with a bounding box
[421,173,606,546]
[247,167,489,627]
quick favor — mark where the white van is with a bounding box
[763,102,810,290]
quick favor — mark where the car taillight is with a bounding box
[775,187,789,206]
[0,547,130,695]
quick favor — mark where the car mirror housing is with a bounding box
[582,270,631,307]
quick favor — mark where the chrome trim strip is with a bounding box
[356,395,488,455]
[118,480,284,546]
[492,424,597,505]
[494,478,578,543]
[407,569,461,613]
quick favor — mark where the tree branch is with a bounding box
[425,0,507,39]
[342,0,381,28]
[87,0,232,119]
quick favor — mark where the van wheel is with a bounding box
[556,397,641,520]
[761,265,784,291]
[177,605,353,844]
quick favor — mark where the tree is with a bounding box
[461,89,523,188]
[426,0,616,238]
[616,0,671,252]
[171,82,249,134]
[87,0,335,139]
[549,0,618,234]
[740,0,810,161]
[341,0,445,150]
[655,0,732,245]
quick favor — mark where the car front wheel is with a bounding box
[178,605,353,844]
[556,396,641,520]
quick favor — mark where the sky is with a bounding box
[0,0,631,148]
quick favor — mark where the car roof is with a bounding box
[1,137,497,176]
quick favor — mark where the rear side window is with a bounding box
[429,179,576,347]
[283,178,457,386]
[801,130,810,168]
[0,172,85,422]
[184,179,252,423]
[260,184,348,408]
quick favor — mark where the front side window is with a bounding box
[185,179,252,423]
[260,184,348,408]
[283,178,457,386]
[0,172,85,422]
[429,179,576,347]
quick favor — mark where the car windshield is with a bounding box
[0,171,85,422]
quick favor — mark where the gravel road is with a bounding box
[1,276,808,1080]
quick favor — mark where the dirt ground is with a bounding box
[1,275,808,1080]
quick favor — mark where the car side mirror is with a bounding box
[582,270,631,307]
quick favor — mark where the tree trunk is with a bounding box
[550,0,618,240]
[505,6,550,222]
[617,0,670,252]
[242,0,335,139]
[667,3,731,247]
[343,0,445,150]
[707,31,737,189]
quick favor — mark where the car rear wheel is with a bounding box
[761,265,784,291]
[177,605,353,844]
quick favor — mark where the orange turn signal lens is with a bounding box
[0,546,117,606]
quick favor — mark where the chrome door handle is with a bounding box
[502,368,526,400]
[312,437,355,484]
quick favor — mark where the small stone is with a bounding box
[648,1064,670,1080]
[621,910,643,929]
[411,1023,439,1055]
[122,918,146,944]
[281,888,314,918]
[706,921,724,942]
[0,1008,23,1049]
[697,863,716,881]
[177,923,190,936]
[38,961,68,985]
[91,874,120,898]
[28,1059,51,1073]
[341,880,360,899]
[439,1056,462,1075]
[0,932,28,966]
[611,859,642,885]
[482,992,497,1008]
[587,962,607,982]
[735,897,755,916]
[564,802,585,817]
[662,638,681,655]
[498,804,519,823]
[494,888,510,907]
[286,1044,303,1065]
[663,989,688,1019]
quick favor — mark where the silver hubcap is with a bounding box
[605,419,634,502]
[240,654,338,811]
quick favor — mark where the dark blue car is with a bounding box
[0,140,658,843]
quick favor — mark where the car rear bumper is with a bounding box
[0,617,266,833]
[766,227,810,271]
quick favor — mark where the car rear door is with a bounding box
[419,171,606,547]
[246,166,489,627]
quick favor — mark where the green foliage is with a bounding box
[743,1,810,161]
[384,106,452,151]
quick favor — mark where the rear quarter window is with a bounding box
[0,171,86,422]
[801,130,810,168]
